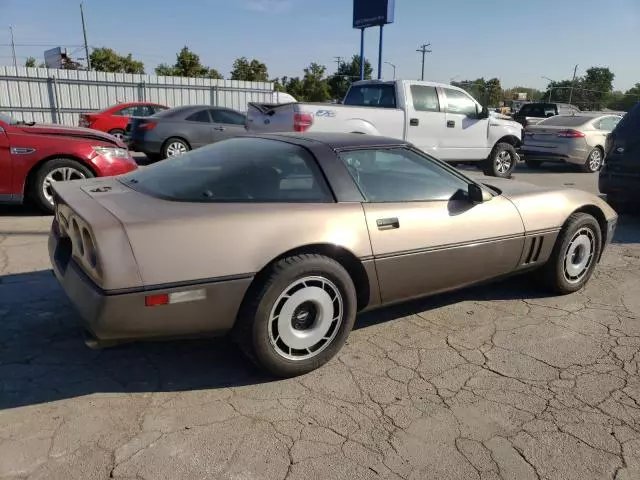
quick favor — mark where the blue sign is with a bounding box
[353,0,395,29]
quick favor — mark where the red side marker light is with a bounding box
[145,293,169,307]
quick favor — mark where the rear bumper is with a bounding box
[48,224,252,341]
[599,170,640,202]
[519,148,587,165]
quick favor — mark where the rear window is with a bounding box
[120,137,334,203]
[539,115,589,126]
[518,103,556,117]
[343,84,397,108]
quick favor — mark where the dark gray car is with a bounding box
[126,105,247,160]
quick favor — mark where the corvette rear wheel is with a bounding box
[538,212,602,294]
[233,254,357,377]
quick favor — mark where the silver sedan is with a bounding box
[520,113,622,172]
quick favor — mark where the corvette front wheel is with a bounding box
[538,213,602,294]
[233,254,357,377]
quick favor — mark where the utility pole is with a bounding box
[80,2,91,70]
[385,62,396,80]
[333,56,343,71]
[9,26,17,68]
[568,64,578,105]
[416,43,431,81]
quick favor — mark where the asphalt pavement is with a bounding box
[1,164,639,480]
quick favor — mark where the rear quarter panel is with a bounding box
[81,184,373,287]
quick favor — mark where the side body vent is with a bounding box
[523,236,544,265]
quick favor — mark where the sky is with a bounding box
[2,0,639,91]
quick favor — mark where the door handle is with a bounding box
[213,126,226,131]
[447,120,455,128]
[409,118,419,126]
[376,217,400,230]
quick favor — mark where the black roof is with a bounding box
[257,132,410,149]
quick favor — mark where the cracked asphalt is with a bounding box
[1,164,640,480]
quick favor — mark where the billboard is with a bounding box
[353,0,395,29]
[44,47,65,69]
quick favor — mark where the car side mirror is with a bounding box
[468,183,492,203]
[476,106,489,119]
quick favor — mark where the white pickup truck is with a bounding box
[246,79,524,178]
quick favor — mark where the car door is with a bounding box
[440,87,488,161]
[338,147,525,304]
[183,109,215,148]
[0,122,12,197]
[403,84,448,158]
[209,109,247,144]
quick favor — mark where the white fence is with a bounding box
[0,66,275,125]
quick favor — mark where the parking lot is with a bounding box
[1,162,639,480]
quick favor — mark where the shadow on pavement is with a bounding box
[613,213,640,244]
[0,204,49,217]
[0,267,556,410]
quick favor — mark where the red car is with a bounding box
[0,113,138,213]
[79,102,168,139]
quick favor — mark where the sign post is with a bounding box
[353,0,395,80]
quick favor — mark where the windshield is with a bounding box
[539,115,589,126]
[120,137,334,203]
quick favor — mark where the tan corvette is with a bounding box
[48,132,618,377]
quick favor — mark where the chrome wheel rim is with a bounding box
[166,141,187,157]
[588,150,602,172]
[268,276,344,361]
[495,150,512,174]
[563,227,595,284]
[43,167,86,205]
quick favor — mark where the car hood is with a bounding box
[15,123,124,146]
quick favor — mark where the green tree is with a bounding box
[284,77,306,101]
[581,67,614,110]
[607,83,640,111]
[301,63,331,102]
[25,56,36,67]
[155,46,222,79]
[89,47,144,74]
[230,57,269,81]
[484,78,502,107]
[327,54,373,100]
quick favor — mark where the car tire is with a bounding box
[482,142,517,178]
[162,138,190,159]
[581,148,604,173]
[233,254,358,378]
[31,158,94,214]
[525,160,543,169]
[537,212,602,295]
[108,129,125,140]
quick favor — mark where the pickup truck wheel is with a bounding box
[483,143,517,178]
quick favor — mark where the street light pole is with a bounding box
[80,2,91,70]
[416,43,431,81]
[568,64,578,105]
[384,61,396,80]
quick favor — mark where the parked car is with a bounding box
[599,102,640,210]
[246,79,524,178]
[48,132,617,377]
[78,102,168,139]
[126,105,247,161]
[513,102,581,127]
[0,113,137,213]
[520,113,622,172]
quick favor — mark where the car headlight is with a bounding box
[92,146,129,159]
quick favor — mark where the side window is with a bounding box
[210,109,247,125]
[133,105,153,116]
[185,110,212,123]
[597,116,621,131]
[339,148,470,202]
[150,105,168,115]
[114,106,136,116]
[410,85,440,112]
[343,85,397,108]
[443,89,477,116]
